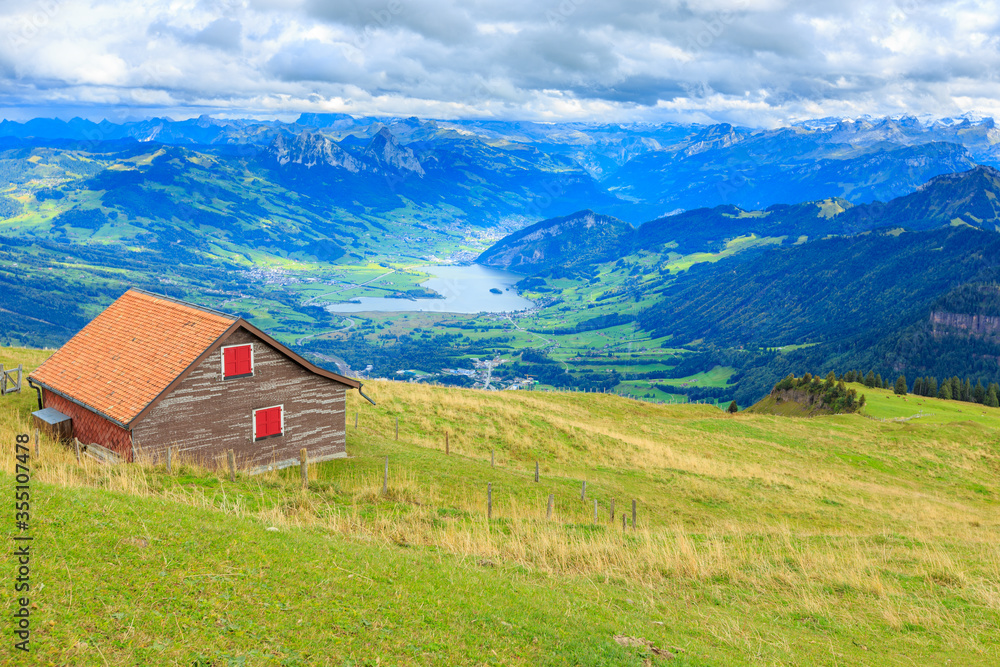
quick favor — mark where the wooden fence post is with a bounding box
[610,498,615,522]
[166,446,173,474]
[581,480,586,500]
[355,411,358,429]
[632,499,637,529]
[34,429,39,459]
[622,513,626,530]
[383,455,389,494]
[445,432,449,455]
[299,448,308,488]
[227,449,235,482]
[487,482,492,520]
[74,438,80,464]
[535,461,539,483]
[547,494,554,520]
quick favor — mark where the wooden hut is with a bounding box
[28,289,368,471]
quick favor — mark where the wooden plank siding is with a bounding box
[131,328,349,472]
[42,391,134,460]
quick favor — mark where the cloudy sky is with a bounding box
[1,0,998,126]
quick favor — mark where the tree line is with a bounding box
[835,369,1000,407]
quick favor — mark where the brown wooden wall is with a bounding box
[43,391,134,461]
[131,328,349,471]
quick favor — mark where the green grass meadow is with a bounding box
[1,347,999,665]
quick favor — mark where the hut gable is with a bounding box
[131,327,353,469]
[28,289,362,468]
[29,289,237,426]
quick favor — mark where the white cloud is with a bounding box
[0,0,998,125]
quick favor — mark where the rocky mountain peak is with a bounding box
[266,132,362,172]
[683,123,747,156]
[364,127,425,176]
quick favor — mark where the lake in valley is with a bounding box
[325,264,535,314]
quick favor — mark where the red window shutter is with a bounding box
[224,345,253,378]
[268,407,282,436]
[235,346,252,375]
[255,408,268,438]
[224,346,238,377]
[255,406,283,439]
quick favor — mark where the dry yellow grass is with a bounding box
[3,349,999,662]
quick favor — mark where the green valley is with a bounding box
[8,121,1000,407]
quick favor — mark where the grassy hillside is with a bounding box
[859,382,1000,427]
[2,346,999,665]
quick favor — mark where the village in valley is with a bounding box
[434,356,528,390]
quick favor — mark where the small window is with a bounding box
[253,405,283,440]
[223,344,253,379]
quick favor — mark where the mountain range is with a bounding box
[477,165,1000,404]
[481,165,1000,273]
[6,112,1000,403]
[3,113,1000,226]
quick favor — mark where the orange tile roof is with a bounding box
[29,289,236,425]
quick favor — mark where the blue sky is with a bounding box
[2,0,998,126]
